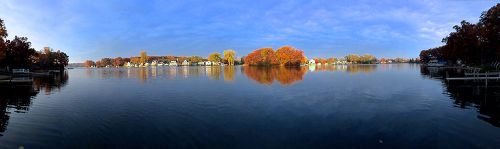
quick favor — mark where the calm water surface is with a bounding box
[1,64,499,148]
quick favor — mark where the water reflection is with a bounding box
[420,66,500,127]
[0,73,68,135]
[223,66,235,82]
[242,66,307,85]
[308,64,376,74]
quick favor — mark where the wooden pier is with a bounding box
[447,77,500,80]
[0,77,33,85]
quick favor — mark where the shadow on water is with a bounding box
[0,72,68,136]
[420,66,500,127]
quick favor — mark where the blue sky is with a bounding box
[0,0,498,62]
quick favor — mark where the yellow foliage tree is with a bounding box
[208,52,222,63]
[223,49,236,65]
[140,50,147,65]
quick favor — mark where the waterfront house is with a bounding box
[308,59,316,65]
[151,61,158,66]
[125,62,133,67]
[205,61,212,66]
[197,62,205,65]
[169,61,178,66]
[182,60,190,66]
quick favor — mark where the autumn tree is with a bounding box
[327,57,337,64]
[84,60,95,67]
[345,54,360,63]
[53,50,69,69]
[223,49,236,65]
[360,54,377,64]
[113,57,124,67]
[99,58,113,67]
[5,36,36,69]
[420,4,500,66]
[275,46,305,66]
[188,56,204,63]
[208,52,222,63]
[130,57,140,64]
[0,19,7,64]
[140,50,147,65]
[244,47,278,66]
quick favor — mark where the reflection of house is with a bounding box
[205,61,212,66]
[182,60,190,66]
[308,59,316,65]
[169,61,178,66]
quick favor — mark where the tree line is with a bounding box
[0,18,69,72]
[86,45,417,67]
[419,3,499,66]
[85,49,238,67]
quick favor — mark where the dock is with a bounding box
[0,77,33,85]
[446,76,500,87]
[447,77,500,80]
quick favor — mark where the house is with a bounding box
[205,61,212,66]
[169,61,178,66]
[125,62,133,67]
[182,60,190,66]
[308,59,316,65]
[151,61,158,66]
[197,62,205,65]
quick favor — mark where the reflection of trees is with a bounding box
[345,65,376,74]
[206,66,221,80]
[308,65,376,74]
[420,66,500,127]
[0,73,68,135]
[223,66,235,82]
[32,72,69,95]
[243,66,307,85]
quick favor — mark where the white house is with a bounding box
[197,62,205,65]
[205,61,212,66]
[182,60,190,66]
[125,62,133,67]
[308,59,316,65]
[151,60,158,66]
[169,61,178,66]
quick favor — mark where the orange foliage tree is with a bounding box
[244,47,278,66]
[276,46,305,66]
[83,60,95,67]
